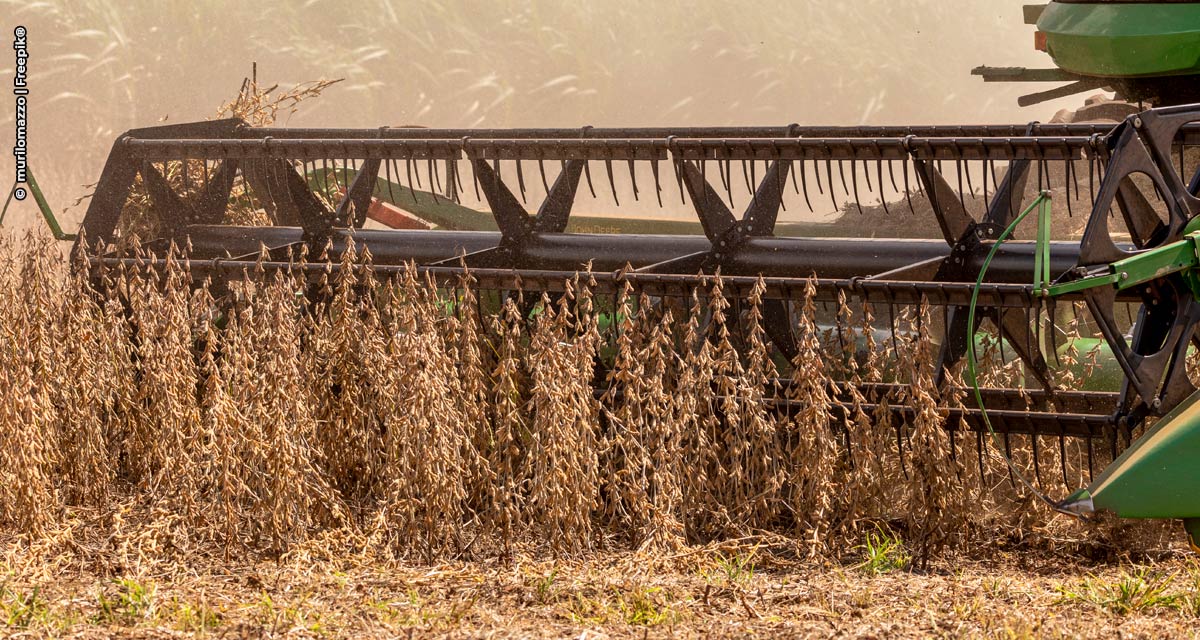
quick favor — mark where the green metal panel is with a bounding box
[1039,1,1200,78]
[1069,388,1200,518]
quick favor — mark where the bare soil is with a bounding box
[3,519,1198,639]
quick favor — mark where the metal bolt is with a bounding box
[1120,271,1129,280]
[1134,117,1143,128]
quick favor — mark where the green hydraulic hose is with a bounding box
[965,190,1077,515]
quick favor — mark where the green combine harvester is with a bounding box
[976,0,1200,106]
[975,0,1200,547]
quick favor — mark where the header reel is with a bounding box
[72,103,1200,543]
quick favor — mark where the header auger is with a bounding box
[68,101,1200,547]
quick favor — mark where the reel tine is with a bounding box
[1046,298,1061,369]
[202,157,210,191]
[468,157,481,202]
[826,158,837,211]
[996,311,1007,364]
[835,306,847,352]
[888,301,899,358]
[407,158,419,204]
[1031,434,1042,487]
[1004,432,1015,488]
[887,159,899,193]
[386,158,400,206]
[902,157,915,214]
[338,154,348,196]
[897,419,909,480]
[332,156,344,196]
[1060,433,1069,491]
[964,158,975,199]
[955,160,967,215]
[1089,153,1097,206]
[538,158,550,196]
[863,156,873,192]
[799,160,814,212]
[747,159,758,209]
[1064,158,1073,217]
[717,154,730,195]
[724,158,735,208]
[428,158,441,205]
[651,158,663,207]
[851,160,863,214]
[431,158,443,197]
[876,160,890,215]
[789,159,800,195]
[412,154,424,190]
[451,158,464,203]
[774,158,787,212]
[701,159,710,208]
[814,155,825,194]
[515,159,527,203]
[837,159,850,196]
[583,159,597,198]
[1071,156,1081,201]
[672,157,686,205]
[982,158,989,210]
[604,159,619,206]
[627,158,639,202]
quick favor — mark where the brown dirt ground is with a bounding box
[4,519,1200,639]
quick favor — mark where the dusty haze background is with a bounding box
[0,0,1087,229]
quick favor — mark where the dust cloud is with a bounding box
[0,0,1086,228]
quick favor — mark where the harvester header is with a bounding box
[60,90,1200,548]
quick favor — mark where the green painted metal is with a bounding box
[1044,228,1200,538]
[1061,387,1200,520]
[0,168,76,241]
[1038,1,1200,78]
[1044,232,1200,298]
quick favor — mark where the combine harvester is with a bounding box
[51,1,1200,547]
